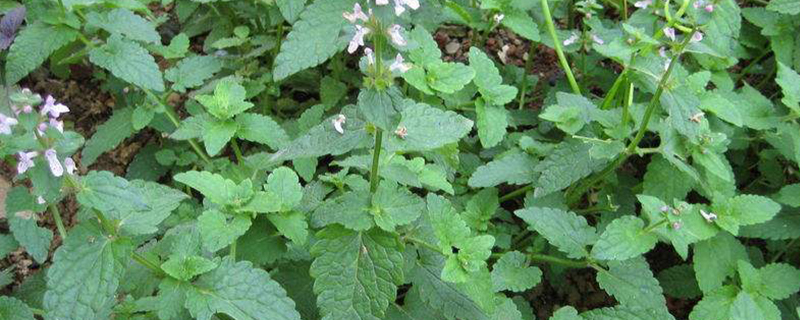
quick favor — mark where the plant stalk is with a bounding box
[143,89,214,167]
[369,129,383,195]
[49,204,68,241]
[541,0,581,95]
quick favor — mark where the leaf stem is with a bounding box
[404,236,443,254]
[518,44,538,110]
[49,204,67,241]
[643,218,669,233]
[499,184,533,203]
[229,240,237,261]
[131,251,166,277]
[491,252,588,268]
[143,89,214,167]
[369,129,383,195]
[541,0,581,95]
[230,138,244,164]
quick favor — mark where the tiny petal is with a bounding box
[64,157,76,175]
[45,149,63,177]
[705,4,714,12]
[17,151,37,174]
[376,0,390,4]
[37,196,46,205]
[700,209,717,222]
[364,47,375,65]
[0,113,18,135]
[37,122,47,136]
[40,95,69,118]
[49,118,64,133]
[634,0,652,8]
[388,24,407,46]
[563,33,579,46]
[332,114,346,134]
[403,0,420,10]
[691,31,703,43]
[394,126,408,139]
[659,46,668,58]
[493,13,505,24]
[393,0,406,15]
[348,25,370,54]
[660,205,670,213]
[663,27,676,41]
[591,34,604,45]
[390,54,411,73]
[343,3,369,23]
[671,221,682,230]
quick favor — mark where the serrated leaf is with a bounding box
[5,187,50,264]
[591,216,657,261]
[776,62,800,114]
[714,194,781,235]
[463,188,499,232]
[89,34,164,91]
[311,191,373,231]
[86,8,160,43]
[731,291,763,320]
[534,139,606,198]
[582,305,675,320]
[0,234,18,260]
[385,102,473,152]
[550,306,581,320]
[469,47,518,105]
[106,180,188,236]
[153,33,190,59]
[165,55,222,93]
[596,257,668,313]
[515,207,597,259]
[185,257,301,320]
[407,26,441,67]
[426,61,476,93]
[372,181,425,232]
[358,87,402,131]
[688,285,738,320]
[236,113,290,150]
[268,211,309,244]
[173,171,252,207]
[756,263,800,300]
[77,171,149,215]
[197,209,251,253]
[637,196,717,259]
[273,0,352,80]
[44,222,133,320]
[768,0,800,15]
[201,118,237,156]
[5,22,78,84]
[271,108,371,162]
[310,226,404,320]
[196,78,254,120]
[657,264,702,299]
[0,296,35,320]
[475,99,509,148]
[468,152,538,188]
[266,167,304,211]
[273,262,319,320]
[152,278,191,320]
[740,210,800,240]
[693,232,748,293]
[81,107,136,166]
[491,251,542,292]
[161,256,219,282]
[276,0,306,22]
[426,194,471,253]
[643,156,694,202]
[409,250,491,320]
[501,12,540,41]
[442,236,494,283]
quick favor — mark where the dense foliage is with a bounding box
[1,0,800,319]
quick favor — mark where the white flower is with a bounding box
[36,196,46,205]
[693,0,704,9]
[691,31,703,43]
[40,95,69,119]
[0,113,18,135]
[493,13,505,24]
[393,0,420,16]
[700,209,717,223]
[659,46,668,57]
[591,34,604,45]
[348,25,370,54]
[49,118,64,133]
[663,27,676,41]
[394,126,408,139]
[17,151,37,174]
[332,114,346,134]
[498,44,510,64]
[343,3,369,23]
[705,4,714,12]
[634,0,652,8]
[376,0,390,4]
[64,157,76,175]
[388,24,407,46]
[364,47,375,65]
[45,148,63,177]
[390,54,411,73]
[664,58,672,71]
[563,33,579,46]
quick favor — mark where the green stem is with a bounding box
[541,0,581,95]
[735,49,771,84]
[93,209,118,237]
[770,238,798,263]
[230,240,237,261]
[499,184,533,202]
[529,253,588,268]
[230,139,244,164]
[49,204,68,241]
[30,307,45,316]
[643,218,669,233]
[369,129,383,195]
[518,44,538,110]
[143,89,214,167]
[405,236,443,254]
[131,251,166,277]
[600,72,627,110]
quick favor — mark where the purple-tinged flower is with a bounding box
[0,113,18,135]
[671,221,682,230]
[64,157,76,175]
[332,114,346,134]
[390,54,411,73]
[388,24,407,46]
[394,126,408,139]
[663,27,676,41]
[17,151,37,174]
[693,0,704,8]
[563,33,579,46]
[705,4,714,12]
[44,148,63,177]
[634,0,652,8]
[691,31,703,43]
[660,205,670,213]
[659,46,668,57]
[40,96,69,118]
[393,0,420,16]
[36,196,46,205]
[376,0,390,5]
[700,209,717,223]
[591,34,604,45]
[364,47,375,65]
[343,3,369,23]
[348,25,370,54]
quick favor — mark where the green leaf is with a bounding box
[409,250,491,320]
[386,102,473,152]
[767,0,800,15]
[714,194,781,235]
[643,156,694,202]
[311,191,373,231]
[196,78,254,120]
[0,234,18,260]
[151,278,191,320]
[174,171,253,207]
[596,257,668,313]
[463,188,499,232]
[358,87,402,131]
[165,55,223,93]
[591,216,658,261]
[276,0,306,22]
[268,211,309,244]
[775,184,800,207]
[515,207,597,259]
[501,12,540,41]
[161,256,219,282]
[426,194,471,253]
[693,232,748,293]
[637,196,717,259]
[776,62,800,114]
[273,0,352,80]
[755,263,800,300]
[0,296,35,320]
[236,113,290,150]
[89,34,165,91]
[407,26,441,67]
[81,107,136,166]
[77,171,148,215]
[153,33,190,59]
[197,209,252,252]
[740,210,800,240]
[107,180,188,236]
[689,285,738,320]
[534,139,606,198]
[5,187,51,264]
[491,251,542,292]
[549,306,582,320]
[272,262,319,320]
[185,257,301,320]
[475,99,509,148]
[731,291,763,320]
[44,223,134,320]
[5,22,79,84]
[657,264,702,299]
[271,108,371,162]
[468,152,538,188]
[86,8,160,43]
[469,47,518,105]
[426,61,476,93]
[310,226,404,320]
[372,181,425,232]
[320,76,347,108]
[442,236,494,283]
[266,167,304,211]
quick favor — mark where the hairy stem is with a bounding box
[541,0,581,95]
[518,44,538,110]
[230,138,244,164]
[49,204,68,241]
[369,129,383,195]
[143,89,214,167]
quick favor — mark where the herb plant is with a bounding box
[1,0,800,319]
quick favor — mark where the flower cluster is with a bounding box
[663,27,703,43]
[10,93,76,178]
[342,1,414,74]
